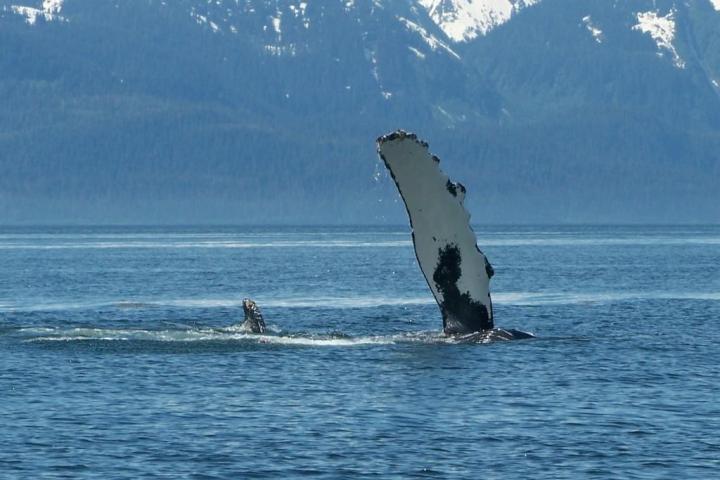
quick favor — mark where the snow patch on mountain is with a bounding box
[361,46,393,100]
[9,0,65,25]
[418,0,540,42]
[289,2,309,29]
[633,9,685,69]
[408,46,426,59]
[271,15,281,35]
[190,10,220,33]
[397,15,460,58]
[582,15,603,44]
[187,1,310,34]
[185,1,313,57]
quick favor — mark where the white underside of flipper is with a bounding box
[377,130,493,334]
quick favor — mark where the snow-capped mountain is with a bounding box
[2,0,714,80]
[1,0,719,224]
[419,0,540,41]
[4,0,540,43]
[1,0,709,70]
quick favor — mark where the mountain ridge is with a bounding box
[0,0,719,224]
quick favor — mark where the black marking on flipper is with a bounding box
[377,130,495,335]
[432,244,492,333]
[445,181,467,198]
[484,257,494,278]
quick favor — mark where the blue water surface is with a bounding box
[1,225,719,479]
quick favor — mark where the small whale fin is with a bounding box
[242,298,266,334]
[377,130,494,335]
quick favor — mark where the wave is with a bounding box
[3,291,719,313]
[493,292,720,305]
[136,291,720,308]
[2,235,720,250]
[0,232,410,240]
[15,326,450,347]
[482,237,720,246]
[0,296,435,312]
[0,240,412,250]
[171,296,437,309]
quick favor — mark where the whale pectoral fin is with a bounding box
[242,298,266,334]
[377,130,493,334]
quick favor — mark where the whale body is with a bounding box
[377,130,531,339]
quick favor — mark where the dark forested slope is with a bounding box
[1,0,718,224]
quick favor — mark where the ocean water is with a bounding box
[1,225,719,479]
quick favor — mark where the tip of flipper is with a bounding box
[377,130,429,149]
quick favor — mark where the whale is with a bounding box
[241,298,266,334]
[237,131,531,342]
[376,130,533,340]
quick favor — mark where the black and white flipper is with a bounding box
[377,130,496,335]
